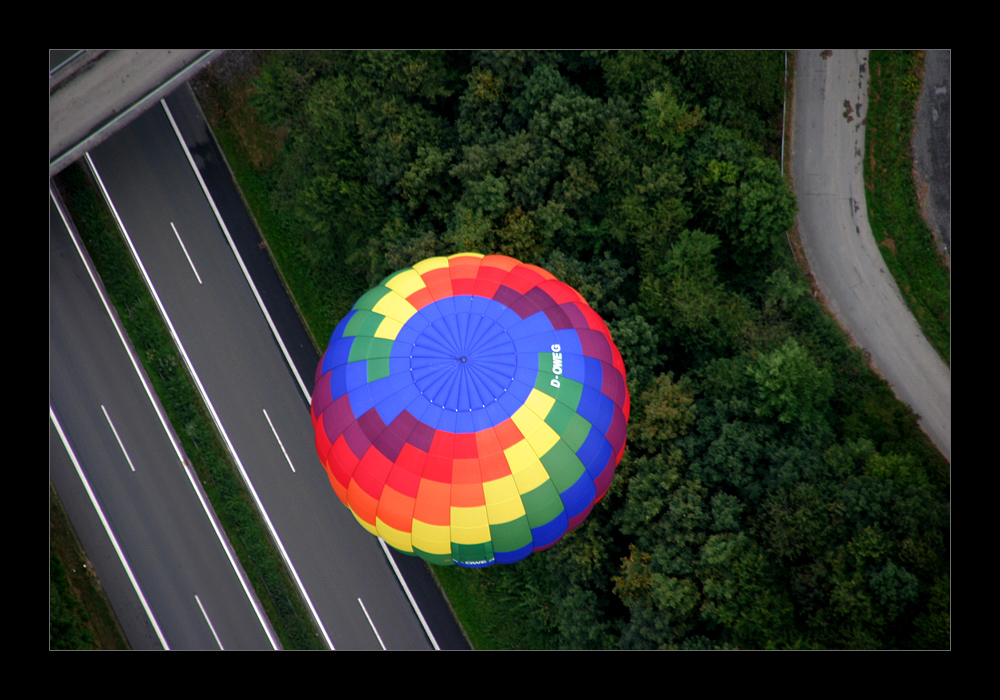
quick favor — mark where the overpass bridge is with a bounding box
[49,49,223,177]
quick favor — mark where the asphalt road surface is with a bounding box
[791,49,951,463]
[50,187,279,650]
[912,49,951,258]
[81,84,468,650]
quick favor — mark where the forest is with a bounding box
[197,50,949,649]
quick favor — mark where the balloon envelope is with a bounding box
[311,253,629,567]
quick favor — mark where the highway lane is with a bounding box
[161,84,469,649]
[791,49,951,463]
[49,187,279,650]
[85,95,446,650]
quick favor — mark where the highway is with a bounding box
[50,187,279,650]
[52,81,468,650]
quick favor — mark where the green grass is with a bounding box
[430,563,559,649]
[50,485,130,649]
[864,51,951,367]
[52,165,324,650]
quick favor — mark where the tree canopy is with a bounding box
[213,49,949,649]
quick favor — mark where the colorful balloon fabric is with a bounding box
[311,253,630,567]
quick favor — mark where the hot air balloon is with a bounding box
[310,253,629,567]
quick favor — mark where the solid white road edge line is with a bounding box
[50,405,171,650]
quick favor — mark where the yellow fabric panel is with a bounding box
[450,505,491,544]
[371,291,418,327]
[373,315,404,340]
[376,519,414,553]
[504,441,550,493]
[447,252,485,260]
[523,388,556,419]
[524,419,560,455]
[411,519,452,555]
[411,256,450,275]
[510,396,559,456]
[510,402,543,438]
[482,475,527,524]
[383,268,427,298]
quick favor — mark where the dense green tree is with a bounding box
[696,155,797,271]
[597,50,682,105]
[606,309,661,396]
[640,229,754,360]
[747,337,834,426]
[913,574,950,649]
[223,49,948,650]
[696,532,796,648]
[709,491,744,533]
[868,560,920,621]
[866,451,930,488]
[629,372,697,456]
[542,249,629,317]
[676,50,786,146]
[643,85,704,152]
[762,481,847,562]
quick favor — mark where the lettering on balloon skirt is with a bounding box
[550,344,562,388]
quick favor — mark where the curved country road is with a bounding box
[791,49,951,463]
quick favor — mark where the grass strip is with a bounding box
[52,164,323,650]
[864,50,950,366]
[49,484,130,649]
